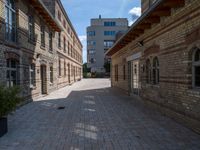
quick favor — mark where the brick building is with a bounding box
[106,0,200,133]
[0,0,82,101]
[42,0,83,88]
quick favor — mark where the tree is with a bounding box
[104,62,110,73]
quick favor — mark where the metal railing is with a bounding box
[0,21,17,43]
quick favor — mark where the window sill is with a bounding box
[40,45,45,50]
[49,50,53,54]
[145,84,160,88]
[4,40,19,48]
[187,88,200,96]
[30,85,36,90]
[28,39,36,45]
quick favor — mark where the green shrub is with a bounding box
[0,85,22,117]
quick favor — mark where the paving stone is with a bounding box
[0,79,200,150]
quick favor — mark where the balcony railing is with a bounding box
[0,21,17,43]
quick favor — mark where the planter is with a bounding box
[0,117,8,137]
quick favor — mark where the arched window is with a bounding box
[5,0,16,42]
[153,57,159,84]
[6,59,19,87]
[193,48,200,87]
[146,59,151,84]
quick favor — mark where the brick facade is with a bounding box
[0,0,82,101]
[108,0,200,133]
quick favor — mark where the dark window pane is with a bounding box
[195,50,200,62]
[11,70,17,85]
[10,0,15,9]
[7,70,10,79]
[195,66,200,87]
[11,59,16,68]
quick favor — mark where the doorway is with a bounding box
[41,65,47,94]
[128,60,140,95]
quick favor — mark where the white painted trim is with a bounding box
[126,52,141,62]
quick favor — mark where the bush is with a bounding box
[0,85,22,117]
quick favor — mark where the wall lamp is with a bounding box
[137,41,144,47]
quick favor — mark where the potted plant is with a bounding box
[0,85,21,137]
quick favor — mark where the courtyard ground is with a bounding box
[0,79,200,150]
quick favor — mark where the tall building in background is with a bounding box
[87,16,128,73]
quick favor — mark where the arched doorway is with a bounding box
[40,65,47,94]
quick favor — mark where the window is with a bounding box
[40,25,45,47]
[68,41,70,55]
[87,40,96,46]
[146,59,151,84]
[88,49,95,54]
[71,45,73,57]
[104,31,116,36]
[63,20,66,28]
[30,64,36,87]
[28,15,35,41]
[153,57,159,84]
[59,59,61,76]
[58,10,61,21]
[50,65,53,83]
[104,22,116,26]
[115,65,118,81]
[6,59,19,87]
[87,31,95,36]
[67,27,70,34]
[5,0,16,42]
[193,48,200,88]
[123,65,126,80]
[49,32,53,51]
[58,32,61,48]
[64,61,66,76]
[63,36,66,52]
[104,40,114,48]
[90,58,95,64]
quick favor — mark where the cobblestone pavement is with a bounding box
[0,79,200,150]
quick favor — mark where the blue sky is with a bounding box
[61,0,141,63]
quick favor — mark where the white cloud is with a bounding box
[128,7,141,26]
[79,35,87,42]
[128,7,141,17]
[78,35,87,63]
[129,20,134,26]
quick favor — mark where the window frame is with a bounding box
[29,63,36,88]
[40,25,45,48]
[49,32,53,52]
[5,0,17,43]
[28,15,35,42]
[146,59,151,84]
[58,32,61,48]
[50,65,53,84]
[115,64,118,82]
[153,57,159,85]
[192,48,200,88]
[6,59,19,87]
